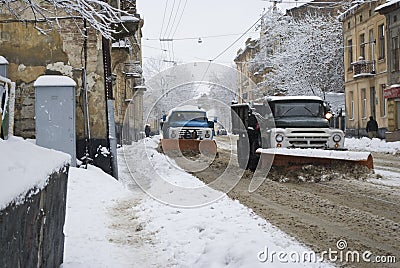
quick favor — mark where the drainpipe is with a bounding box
[102,36,118,179]
[83,19,92,168]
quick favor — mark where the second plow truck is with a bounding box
[231,96,373,171]
[161,105,217,156]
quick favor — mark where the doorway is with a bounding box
[370,87,376,119]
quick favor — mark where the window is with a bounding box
[394,15,398,23]
[348,39,353,70]
[361,88,367,118]
[369,10,372,17]
[392,36,399,71]
[360,33,365,59]
[378,24,385,60]
[381,85,387,117]
[369,29,374,61]
[360,14,363,22]
[348,21,351,29]
[349,91,355,120]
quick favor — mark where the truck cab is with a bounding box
[162,105,214,140]
[264,96,344,149]
[231,96,345,170]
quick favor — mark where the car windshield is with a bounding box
[273,101,324,118]
[170,111,207,122]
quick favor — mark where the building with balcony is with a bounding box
[339,0,388,138]
[376,0,400,141]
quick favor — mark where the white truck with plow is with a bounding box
[231,96,373,171]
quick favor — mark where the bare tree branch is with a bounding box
[0,0,132,39]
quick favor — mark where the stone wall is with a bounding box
[0,20,108,140]
[0,166,69,268]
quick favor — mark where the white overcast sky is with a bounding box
[137,0,300,66]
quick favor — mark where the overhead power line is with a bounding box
[171,0,188,39]
[146,32,258,42]
[159,0,169,39]
[163,0,176,40]
[211,16,263,62]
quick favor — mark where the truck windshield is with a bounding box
[170,112,207,122]
[273,102,324,118]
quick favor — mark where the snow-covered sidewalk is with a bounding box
[62,136,332,267]
[345,137,400,154]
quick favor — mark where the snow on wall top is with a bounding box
[0,136,71,210]
[0,56,8,64]
[375,0,400,12]
[34,75,76,87]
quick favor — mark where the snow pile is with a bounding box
[266,163,373,183]
[0,136,70,210]
[345,137,400,154]
[119,136,332,267]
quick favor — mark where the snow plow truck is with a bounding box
[231,96,373,170]
[161,105,217,155]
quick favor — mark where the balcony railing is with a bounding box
[351,59,375,78]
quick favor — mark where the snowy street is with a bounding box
[62,136,333,267]
[61,135,400,267]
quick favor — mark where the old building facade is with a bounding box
[340,0,388,138]
[234,38,261,103]
[235,0,347,103]
[376,1,400,141]
[0,0,144,173]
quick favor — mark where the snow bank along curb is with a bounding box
[0,136,70,267]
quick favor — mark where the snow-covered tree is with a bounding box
[0,0,128,39]
[250,8,344,97]
[142,55,172,80]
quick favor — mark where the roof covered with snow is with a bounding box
[34,75,76,87]
[265,95,323,102]
[170,105,206,113]
[375,0,400,12]
[337,3,361,21]
[0,136,70,210]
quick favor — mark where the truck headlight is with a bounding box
[333,134,341,142]
[205,130,210,138]
[325,112,333,120]
[275,134,284,142]
[171,130,177,138]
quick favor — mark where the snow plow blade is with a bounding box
[257,148,374,170]
[161,139,217,156]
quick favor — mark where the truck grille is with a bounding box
[179,128,203,139]
[286,130,330,148]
